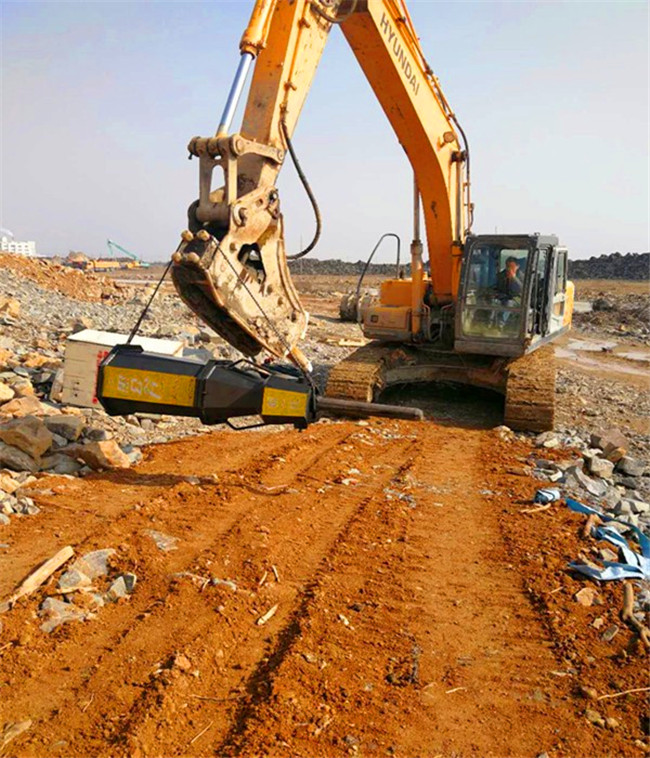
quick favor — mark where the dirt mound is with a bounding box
[0,255,128,302]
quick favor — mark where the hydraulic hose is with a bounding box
[280,118,322,260]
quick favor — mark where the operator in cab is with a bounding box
[496,256,523,302]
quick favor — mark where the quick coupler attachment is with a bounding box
[96,344,315,429]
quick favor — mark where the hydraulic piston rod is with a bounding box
[216,52,255,136]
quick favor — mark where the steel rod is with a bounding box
[316,396,424,421]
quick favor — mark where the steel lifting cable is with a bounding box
[126,259,173,344]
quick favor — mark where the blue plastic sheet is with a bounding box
[566,497,650,581]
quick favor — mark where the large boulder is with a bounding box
[0,396,46,418]
[590,428,629,461]
[0,416,53,458]
[616,456,646,477]
[0,442,38,473]
[65,440,131,470]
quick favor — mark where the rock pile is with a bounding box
[0,263,242,487]
[38,547,136,632]
[531,427,649,536]
[572,290,650,339]
[569,252,649,281]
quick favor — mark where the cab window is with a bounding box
[461,244,529,338]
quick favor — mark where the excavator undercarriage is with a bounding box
[325,342,556,432]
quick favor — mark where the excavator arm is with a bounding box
[171,0,471,369]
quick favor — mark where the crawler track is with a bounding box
[504,345,556,432]
[326,343,556,432]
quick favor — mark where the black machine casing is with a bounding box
[97,345,315,429]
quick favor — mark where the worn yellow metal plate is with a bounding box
[261,387,308,417]
[102,366,196,407]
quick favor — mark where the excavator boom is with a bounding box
[171,0,469,367]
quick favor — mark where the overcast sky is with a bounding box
[1,1,648,262]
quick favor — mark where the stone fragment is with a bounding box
[605,717,620,730]
[535,431,560,449]
[12,379,35,398]
[70,549,116,579]
[564,466,608,498]
[58,568,92,591]
[17,497,40,516]
[49,369,64,403]
[172,652,192,672]
[50,433,68,449]
[587,456,614,479]
[0,513,10,525]
[106,573,137,601]
[614,500,634,516]
[144,529,178,552]
[1,720,32,750]
[617,456,646,477]
[601,624,619,642]
[585,709,605,727]
[0,496,16,515]
[0,473,20,495]
[574,587,598,606]
[591,428,628,453]
[0,416,53,458]
[39,597,88,632]
[0,396,45,418]
[627,499,650,515]
[579,685,598,700]
[40,453,82,475]
[601,486,622,510]
[0,297,20,318]
[42,415,84,442]
[0,442,38,473]
[598,547,618,563]
[83,428,110,442]
[65,440,131,470]
[605,446,626,464]
[0,383,15,404]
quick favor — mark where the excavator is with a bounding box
[98,0,574,432]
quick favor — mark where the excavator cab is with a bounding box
[455,234,573,357]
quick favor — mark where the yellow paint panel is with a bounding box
[563,280,575,327]
[102,366,196,408]
[262,387,308,417]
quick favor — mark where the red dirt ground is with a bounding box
[0,420,647,757]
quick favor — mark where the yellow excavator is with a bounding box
[98,0,574,431]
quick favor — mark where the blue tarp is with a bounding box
[566,497,650,581]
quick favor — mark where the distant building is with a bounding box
[0,229,36,257]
